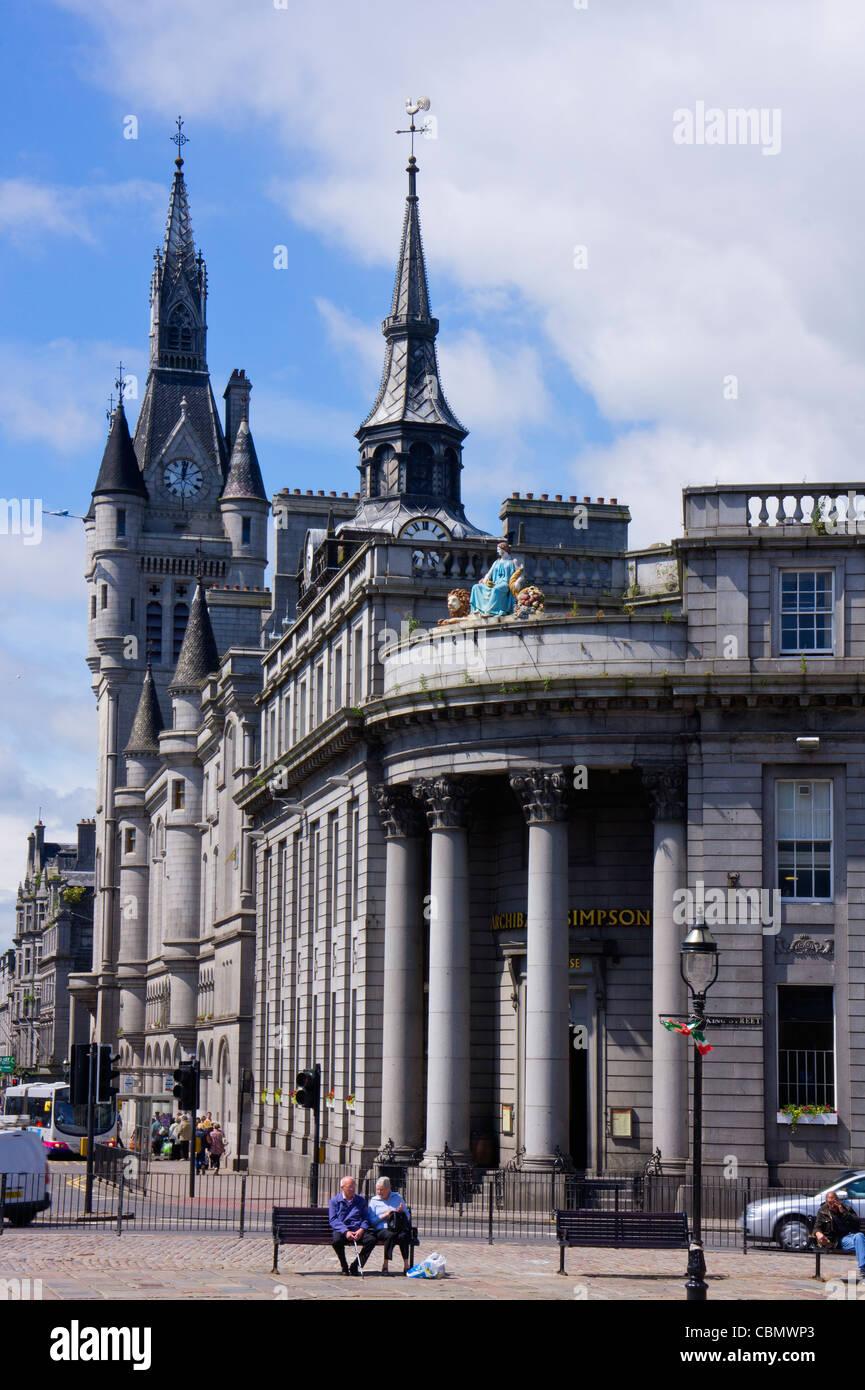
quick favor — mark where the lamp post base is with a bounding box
[685,1240,708,1301]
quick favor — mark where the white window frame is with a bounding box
[777,568,835,655]
[775,779,833,902]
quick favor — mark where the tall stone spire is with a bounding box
[149,140,207,374]
[359,155,465,437]
[133,130,227,480]
[349,154,485,541]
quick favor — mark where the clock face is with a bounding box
[399,518,450,542]
[163,458,204,502]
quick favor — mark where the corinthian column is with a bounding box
[642,763,688,1172]
[372,784,426,1160]
[412,775,473,1164]
[510,767,571,1170]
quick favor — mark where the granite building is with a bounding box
[244,156,862,1183]
[11,819,95,1077]
[79,137,863,1182]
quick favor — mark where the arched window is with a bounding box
[445,448,460,499]
[146,602,163,664]
[173,603,189,662]
[407,442,434,495]
[370,444,394,498]
[166,303,194,351]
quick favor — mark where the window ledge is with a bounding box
[776,1111,838,1126]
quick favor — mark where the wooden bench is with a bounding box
[271,1206,334,1273]
[555,1208,690,1275]
[271,1204,419,1274]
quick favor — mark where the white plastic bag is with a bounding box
[406,1251,446,1279]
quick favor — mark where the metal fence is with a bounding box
[0,1157,847,1252]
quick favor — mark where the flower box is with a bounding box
[776,1111,838,1127]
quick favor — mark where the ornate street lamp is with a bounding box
[680,922,719,1302]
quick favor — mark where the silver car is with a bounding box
[743,1169,865,1251]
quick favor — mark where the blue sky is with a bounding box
[2,0,865,946]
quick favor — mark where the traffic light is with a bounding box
[295,1067,319,1109]
[96,1046,121,1104]
[173,1061,198,1111]
[69,1043,91,1107]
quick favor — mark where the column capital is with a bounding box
[411,775,473,830]
[372,784,425,840]
[641,763,686,821]
[510,767,569,825]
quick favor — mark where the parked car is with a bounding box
[743,1170,865,1251]
[0,1128,51,1227]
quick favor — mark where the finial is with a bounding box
[115,361,125,408]
[180,395,188,416]
[396,97,431,177]
[171,115,189,169]
[106,391,115,423]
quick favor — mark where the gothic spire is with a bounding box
[92,401,148,498]
[358,155,466,437]
[222,419,266,501]
[168,578,220,691]
[148,122,208,374]
[124,665,164,755]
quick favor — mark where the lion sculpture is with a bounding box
[438,588,472,625]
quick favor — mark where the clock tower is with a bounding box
[81,138,269,1043]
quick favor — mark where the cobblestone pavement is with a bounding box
[0,1230,848,1300]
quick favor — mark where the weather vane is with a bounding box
[396,97,432,160]
[115,361,126,408]
[171,115,189,166]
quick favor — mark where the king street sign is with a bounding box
[658,1015,763,1028]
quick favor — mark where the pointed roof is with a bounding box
[92,403,148,498]
[169,579,220,690]
[358,157,466,437]
[221,419,266,501]
[162,161,200,299]
[124,666,165,755]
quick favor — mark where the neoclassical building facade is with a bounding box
[78,135,861,1181]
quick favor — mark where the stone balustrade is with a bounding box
[684,483,865,534]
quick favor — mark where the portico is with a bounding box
[372,761,688,1173]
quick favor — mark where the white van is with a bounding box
[0,1128,51,1226]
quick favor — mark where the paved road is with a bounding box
[0,1229,848,1300]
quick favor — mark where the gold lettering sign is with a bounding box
[490,908,651,931]
[568,955,582,969]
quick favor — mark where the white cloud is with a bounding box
[0,178,164,251]
[41,0,865,539]
[0,340,145,455]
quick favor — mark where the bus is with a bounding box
[0,1081,117,1158]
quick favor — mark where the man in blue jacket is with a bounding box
[328,1175,377,1275]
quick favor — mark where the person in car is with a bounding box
[814,1190,865,1278]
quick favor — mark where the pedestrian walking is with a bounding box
[208,1123,226,1174]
